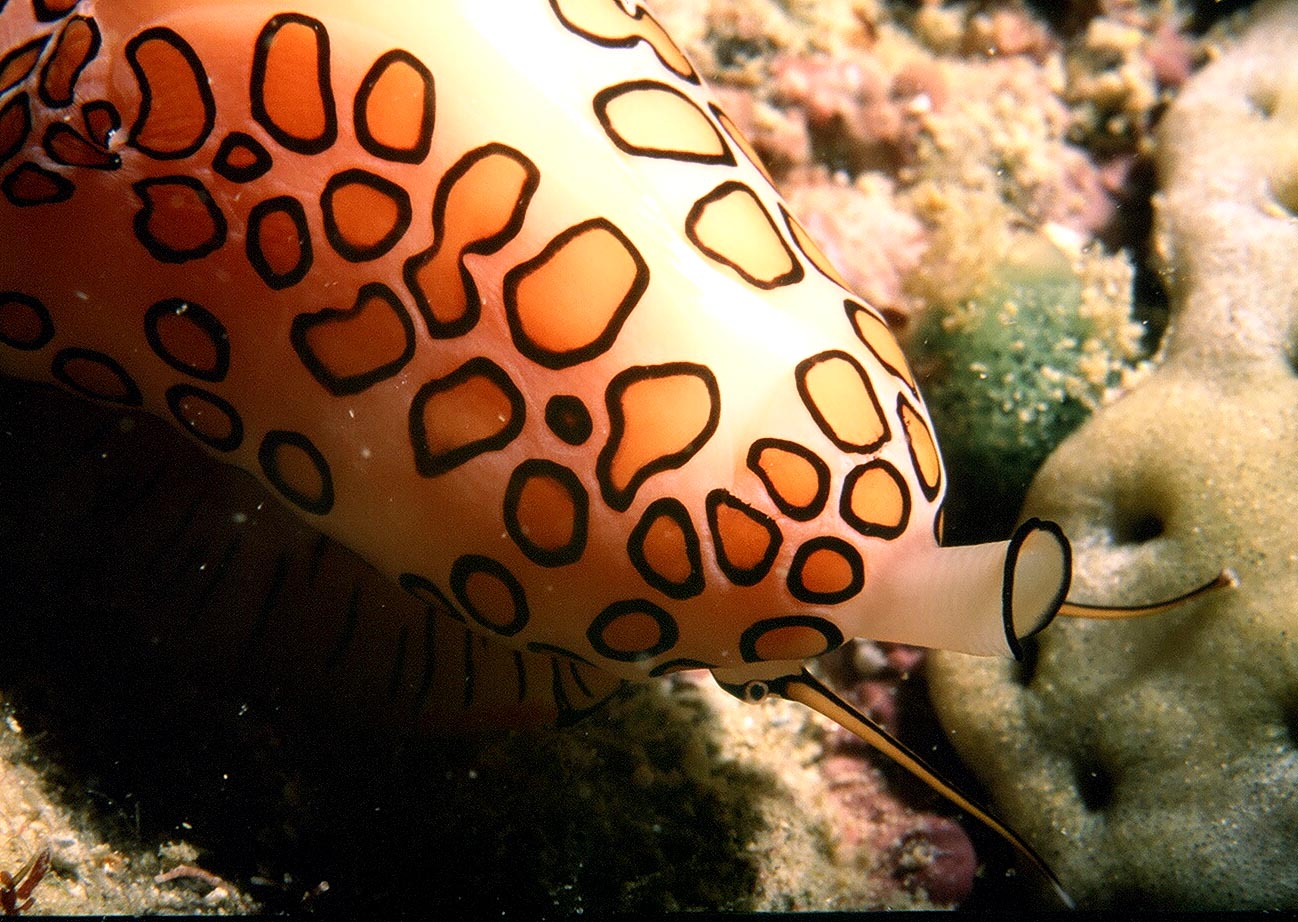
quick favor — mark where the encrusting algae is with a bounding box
[912,231,1148,538]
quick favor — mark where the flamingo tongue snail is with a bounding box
[0,0,1231,905]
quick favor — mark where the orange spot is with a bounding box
[628,498,703,600]
[712,501,775,573]
[601,610,660,653]
[788,537,864,603]
[551,0,695,82]
[0,37,47,96]
[3,163,71,204]
[753,625,833,662]
[451,555,528,636]
[406,145,536,337]
[759,451,818,508]
[463,570,518,632]
[259,431,332,514]
[83,102,119,147]
[214,132,272,183]
[842,462,909,539]
[423,376,508,446]
[521,476,575,549]
[224,145,258,171]
[796,351,887,453]
[707,490,782,587]
[748,439,827,520]
[174,394,229,440]
[43,124,117,168]
[798,547,855,596]
[153,312,219,377]
[505,461,587,567]
[252,14,335,152]
[133,177,226,262]
[609,374,705,491]
[596,81,730,164]
[421,379,512,453]
[0,94,30,165]
[304,301,406,377]
[0,294,51,350]
[640,514,692,586]
[598,364,719,511]
[505,219,646,369]
[846,300,916,391]
[321,170,410,261]
[53,350,139,404]
[126,28,213,158]
[169,387,240,450]
[589,599,677,661]
[0,306,42,345]
[292,283,413,396]
[410,358,523,477]
[270,441,327,505]
[899,396,942,499]
[356,49,433,162]
[39,16,97,107]
[686,182,801,289]
[249,199,308,283]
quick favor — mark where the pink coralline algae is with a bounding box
[896,816,978,904]
[818,744,978,907]
[1145,21,1195,90]
[769,52,921,172]
[781,175,928,320]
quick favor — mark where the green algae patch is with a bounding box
[913,235,1140,541]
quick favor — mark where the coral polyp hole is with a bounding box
[1284,701,1298,752]
[1287,329,1298,375]
[1112,508,1164,545]
[1270,176,1298,221]
[1075,760,1115,813]
[1246,83,1279,120]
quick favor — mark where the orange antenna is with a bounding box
[1058,569,1237,619]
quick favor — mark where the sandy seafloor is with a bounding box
[0,0,1284,915]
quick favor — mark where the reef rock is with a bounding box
[928,0,1298,909]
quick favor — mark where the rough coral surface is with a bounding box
[929,1,1298,908]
